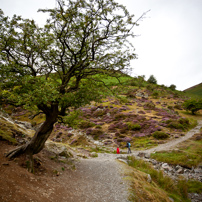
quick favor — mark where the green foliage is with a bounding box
[164,118,191,131]
[116,96,130,104]
[90,129,104,140]
[0,0,139,122]
[144,102,156,110]
[151,136,202,168]
[133,137,157,149]
[187,180,202,193]
[169,84,176,91]
[151,90,159,98]
[152,131,169,139]
[183,99,202,115]
[127,122,141,130]
[0,128,17,145]
[127,156,190,201]
[184,83,202,98]
[167,122,185,130]
[147,75,157,84]
[63,110,82,128]
[78,120,95,129]
[0,118,26,145]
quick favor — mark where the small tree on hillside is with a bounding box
[169,84,176,91]
[183,99,202,115]
[147,75,157,84]
[0,0,146,170]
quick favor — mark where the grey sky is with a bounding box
[1,0,202,90]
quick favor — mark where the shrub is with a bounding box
[169,84,176,91]
[143,102,155,110]
[146,84,156,93]
[114,113,126,120]
[178,118,189,127]
[129,80,138,86]
[127,122,141,130]
[93,109,105,117]
[79,120,95,129]
[183,99,202,115]
[125,90,137,98]
[152,90,159,98]
[152,131,169,139]
[108,124,117,131]
[147,75,157,84]
[63,110,82,128]
[90,129,104,139]
[117,96,130,104]
[174,103,183,110]
[167,122,185,131]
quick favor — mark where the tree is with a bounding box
[147,75,157,84]
[169,84,176,91]
[183,99,202,115]
[0,0,145,169]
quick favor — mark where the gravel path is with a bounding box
[60,157,130,202]
[57,120,202,201]
[144,120,202,154]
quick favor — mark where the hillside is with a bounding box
[0,76,202,201]
[184,82,202,98]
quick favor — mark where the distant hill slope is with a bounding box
[183,82,202,98]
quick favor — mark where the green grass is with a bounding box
[0,118,24,145]
[132,137,158,150]
[184,83,202,98]
[128,156,192,202]
[0,128,17,145]
[187,180,202,193]
[150,137,202,168]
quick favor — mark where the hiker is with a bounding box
[127,141,131,154]
[116,147,120,154]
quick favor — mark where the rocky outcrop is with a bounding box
[137,152,202,182]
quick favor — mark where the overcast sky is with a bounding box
[1,0,202,91]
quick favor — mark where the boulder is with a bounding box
[162,163,173,172]
[137,152,146,158]
[45,141,73,158]
[176,168,184,174]
[147,174,152,183]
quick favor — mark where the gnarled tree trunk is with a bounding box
[6,104,59,172]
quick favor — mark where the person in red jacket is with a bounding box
[116,147,120,154]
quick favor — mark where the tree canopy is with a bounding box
[183,99,202,115]
[147,75,157,84]
[0,0,139,112]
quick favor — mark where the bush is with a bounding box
[63,110,82,128]
[183,99,202,115]
[152,131,169,139]
[143,102,156,110]
[90,129,104,138]
[169,84,176,91]
[114,113,126,120]
[79,120,95,129]
[147,75,157,84]
[152,90,159,98]
[163,118,191,131]
[126,90,137,98]
[167,122,185,130]
[127,122,141,130]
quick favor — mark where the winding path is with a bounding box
[61,120,202,202]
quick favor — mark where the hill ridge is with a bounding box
[183,82,202,92]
